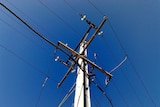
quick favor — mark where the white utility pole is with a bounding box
[74,42,91,107]
[57,16,112,107]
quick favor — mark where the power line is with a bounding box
[35,85,44,107]
[87,0,105,16]
[92,80,114,107]
[5,0,57,41]
[0,40,58,84]
[121,68,144,107]
[112,81,129,107]
[91,91,101,107]
[38,0,80,35]
[108,20,157,107]
[35,58,55,107]
[64,0,79,15]
[0,10,51,55]
[58,82,76,107]
[0,43,46,76]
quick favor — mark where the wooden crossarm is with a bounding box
[58,41,112,77]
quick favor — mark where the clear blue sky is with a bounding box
[0,0,160,107]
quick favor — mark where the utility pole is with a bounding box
[74,42,90,107]
[57,15,112,107]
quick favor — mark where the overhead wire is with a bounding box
[101,34,144,107]
[35,86,44,107]
[87,0,156,106]
[8,1,46,27]
[36,57,66,107]
[5,0,57,41]
[87,0,105,16]
[64,0,79,15]
[90,91,101,107]
[38,0,80,36]
[108,19,156,107]
[0,8,51,55]
[58,82,76,107]
[0,42,45,76]
[0,40,59,83]
[92,80,113,107]
[112,80,130,107]
[88,60,113,107]
[35,58,55,107]
[121,67,144,107]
